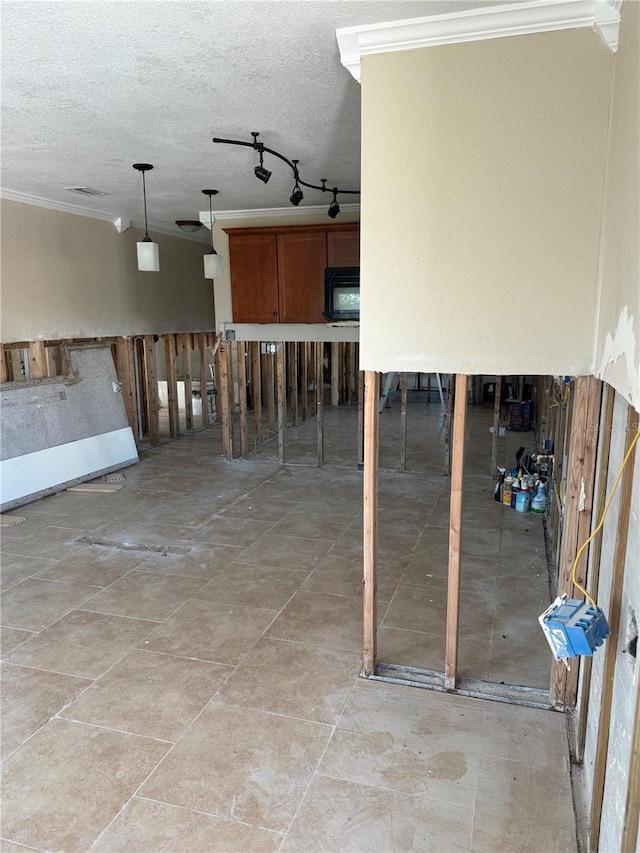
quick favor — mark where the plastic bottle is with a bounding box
[516,483,531,513]
[531,483,547,514]
[511,478,520,509]
[503,475,513,506]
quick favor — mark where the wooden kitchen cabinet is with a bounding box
[230,233,279,323]
[226,222,359,324]
[277,231,326,322]
[327,229,360,267]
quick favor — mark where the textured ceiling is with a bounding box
[1,0,491,235]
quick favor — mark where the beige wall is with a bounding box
[593,1,640,411]
[213,209,360,327]
[0,199,215,342]
[359,28,614,376]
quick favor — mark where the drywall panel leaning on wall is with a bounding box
[0,344,138,511]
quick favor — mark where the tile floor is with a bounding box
[0,398,576,851]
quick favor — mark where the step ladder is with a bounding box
[378,372,446,413]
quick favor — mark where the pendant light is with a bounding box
[202,189,222,279]
[132,163,160,272]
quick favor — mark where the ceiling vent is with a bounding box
[64,186,108,197]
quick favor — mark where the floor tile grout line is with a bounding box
[277,666,361,851]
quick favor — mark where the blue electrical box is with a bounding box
[539,595,610,660]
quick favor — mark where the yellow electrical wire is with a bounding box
[572,427,640,610]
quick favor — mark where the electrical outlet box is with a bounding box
[539,595,610,660]
[260,342,278,354]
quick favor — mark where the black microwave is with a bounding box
[324,267,360,321]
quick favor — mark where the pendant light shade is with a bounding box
[204,249,223,279]
[133,163,160,272]
[137,237,160,272]
[202,189,222,279]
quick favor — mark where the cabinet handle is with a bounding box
[273,311,278,316]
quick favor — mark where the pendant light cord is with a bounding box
[141,170,149,238]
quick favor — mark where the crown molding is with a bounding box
[336,0,621,82]
[205,203,361,224]
[0,188,209,242]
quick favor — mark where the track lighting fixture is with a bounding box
[132,163,160,271]
[252,133,272,183]
[175,220,203,233]
[202,189,223,279]
[212,132,360,218]
[289,159,304,206]
[327,189,340,219]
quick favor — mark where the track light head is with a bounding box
[289,186,304,206]
[254,149,271,183]
[328,189,340,219]
[254,164,271,183]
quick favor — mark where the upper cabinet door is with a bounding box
[327,229,360,267]
[277,231,327,323]
[229,234,279,323]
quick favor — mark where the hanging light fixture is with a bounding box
[212,132,361,218]
[202,189,223,279]
[132,163,160,272]
[175,220,203,233]
[289,159,304,206]
[327,189,340,219]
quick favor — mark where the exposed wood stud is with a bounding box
[0,347,8,383]
[400,372,408,472]
[237,341,248,459]
[265,349,275,435]
[29,341,48,379]
[288,341,298,427]
[590,403,639,852]
[363,370,380,676]
[551,376,602,710]
[217,341,233,460]
[315,341,324,467]
[346,343,353,405]
[490,376,502,476]
[182,333,194,434]
[576,383,615,762]
[143,335,160,446]
[198,333,209,428]
[116,337,139,441]
[445,374,468,691]
[443,374,453,476]
[357,370,365,468]
[276,342,286,463]
[163,334,179,439]
[251,341,262,444]
[331,341,340,407]
[301,342,309,422]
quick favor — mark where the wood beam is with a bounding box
[217,341,233,460]
[551,376,602,709]
[116,337,139,441]
[198,333,209,428]
[490,376,502,476]
[251,342,262,444]
[276,342,286,463]
[363,370,380,676]
[400,372,408,472]
[576,383,615,761]
[444,374,468,691]
[237,341,248,459]
[315,341,324,467]
[143,335,159,446]
[162,334,179,439]
[182,333,194,433]
[29,341,48,379]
